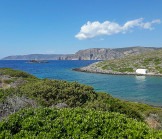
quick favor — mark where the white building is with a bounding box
[136,69,147,74]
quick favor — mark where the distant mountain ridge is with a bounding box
[2,46,159,60]
[2,54,74,60]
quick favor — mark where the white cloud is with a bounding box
[123,18,143,30]
[75,18,161,40]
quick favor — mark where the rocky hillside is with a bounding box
[2,46,158,60]
[75,49,162,76]
[75,47,157,60]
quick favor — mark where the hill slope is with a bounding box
[75,49,162,76]
[75,46,157,60]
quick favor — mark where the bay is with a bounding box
[0,60,162,106]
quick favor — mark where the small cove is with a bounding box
[0,60,162,106]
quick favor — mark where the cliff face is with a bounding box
[75,48,122,60]
[2,47,158,60]
[74,47,157,60]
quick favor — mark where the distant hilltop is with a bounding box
[74,48,162,76]
[2,46,160,60]
[2,54,75,60]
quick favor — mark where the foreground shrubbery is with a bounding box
[0,68,36,79]
[1,67,162,138]
[84,92,144,121]
[18,79,97,107]
[1,108,162,139]
[0,71,160,121]
[16,79,144,120]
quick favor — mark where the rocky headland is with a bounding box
[73,49,162,77]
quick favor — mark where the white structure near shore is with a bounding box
[136,69,147,74]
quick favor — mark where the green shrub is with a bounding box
[84,92,143,121]
[0,68,37,79]
[0,88,15,102]
[3,79,13,84]
[1,108,162,138]
[18,79,97,107]
[118,68,134,72]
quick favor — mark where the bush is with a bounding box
[0,68,37,79]
[118,68,134,72]
[84,92,143,121]
[1,108,162,138]
[3,79,13,84]
[0,88,15,102]
[18,79,97,107]
[0,73,145,121]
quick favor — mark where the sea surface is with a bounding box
[0,60,162,106]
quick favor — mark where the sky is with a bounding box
[0,0,162,58]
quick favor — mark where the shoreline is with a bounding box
[73,67,162,77]
[73,67,162,109]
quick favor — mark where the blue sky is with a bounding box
[0,0,162,58]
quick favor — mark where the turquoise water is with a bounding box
[0,60,162,106]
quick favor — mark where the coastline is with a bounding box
[73,63,162,77]
[73,65,162,109]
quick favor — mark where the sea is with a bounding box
[0,60,162,107]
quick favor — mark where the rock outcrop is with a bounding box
[74,49,162,76]
[75,47,158,60]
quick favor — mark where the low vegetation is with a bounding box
[1,108,162,138]
[96,49,162,74]
[0,68,162,138]
[18,79,96,107]
[0,68,37,79]
[0,68,37,89]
